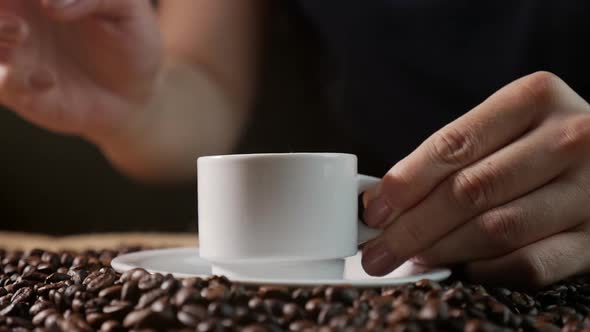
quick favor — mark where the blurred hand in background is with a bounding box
[0,0,265,181]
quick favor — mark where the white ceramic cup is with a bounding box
[197,153,382,279]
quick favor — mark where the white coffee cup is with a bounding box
[197,153,382,279]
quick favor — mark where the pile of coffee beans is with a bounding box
[1,248,590,331]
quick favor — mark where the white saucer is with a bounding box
[111,248,451,287]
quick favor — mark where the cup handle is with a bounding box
[357,174,383,244]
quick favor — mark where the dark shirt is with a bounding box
[293,0,590,175]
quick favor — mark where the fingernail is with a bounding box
[362,239,399,276]
[363,195,393,227]
[47,0,78,9]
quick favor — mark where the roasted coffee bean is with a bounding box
[87,312,109,328]
[123,307,175,329]
[201,284,229,302]
[137,273,164,291]
[136,288,167,309]
[289,319,315,331]
[282,303,303,322]
[60,314,93,332]
[160,277,179,294]
[21,270,48,282]
[120,268,149,283]
[37,281,66,296]
[45,272,71,284]
[32,308,57,326]
[29,300,53,316]
[318,303,345,325]
[263,298,284,317]
[291,288,311,304]
[103,300,133,319]
[99,285,122,300]
[182,277,208,289]
[248,297,264,312]
[242,323,269,332]
[304,297,325,317]
[6,316,34,329]
[208,301,235,317]
[84,297,108,314]
[100,319,125,332]
[35,263,55,274]
[69,268,90,285]
[325,287,359,305]
[71,256,88,269]
[40,252,59,268]
[84,270,117,293]
[5,280,34,293]
[258,286,290,301]
[177,304,207,327]
[121,280,140,302]
[11,286,34,304]
[44,311,63,330]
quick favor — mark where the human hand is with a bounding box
[0,0,160,144]
[362,71,590,288]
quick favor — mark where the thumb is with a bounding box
[39,0,143,21]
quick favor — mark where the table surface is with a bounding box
[0,231,198,251]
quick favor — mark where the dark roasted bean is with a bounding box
[325,287,359,306]
[32,308,57,326]
[318,303,345,325]
[258,286,290,301]
[177,304,207,327]
[100,319,125,332]
[45,272,70,284]
[7,316,34,329]
[11,286,34,304]
[120,268,149,283]
[208,301,235,317]
[29,300,53,316]
[289,319,315,331]
[37,281,66,296]
[87,312,109,328]
[304,297,325,318]
[121,280,140,303]
[137,273,164,291]
[69,268,90,285]
[98,285,122,300]
[136,288,167,309]
[103,300,133,319]
[160,277,179,294]
[201,283,229,302]
[84,271,117,293]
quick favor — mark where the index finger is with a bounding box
[363,71,562,228]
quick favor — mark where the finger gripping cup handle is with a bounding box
[357,174,383,244]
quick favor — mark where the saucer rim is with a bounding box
[111,247,452,287]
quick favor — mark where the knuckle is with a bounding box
[450,166,496,210]
[476,209,524,250]
[518,71,563,109]
[517,253,549,288]
[551,115,590,154]
[381,167,412,191]
[428,127,477,166]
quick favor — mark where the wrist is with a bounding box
[92,59,247,183]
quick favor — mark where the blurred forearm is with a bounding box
[98,0,267,182]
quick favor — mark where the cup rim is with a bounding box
[197,152,357,162]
